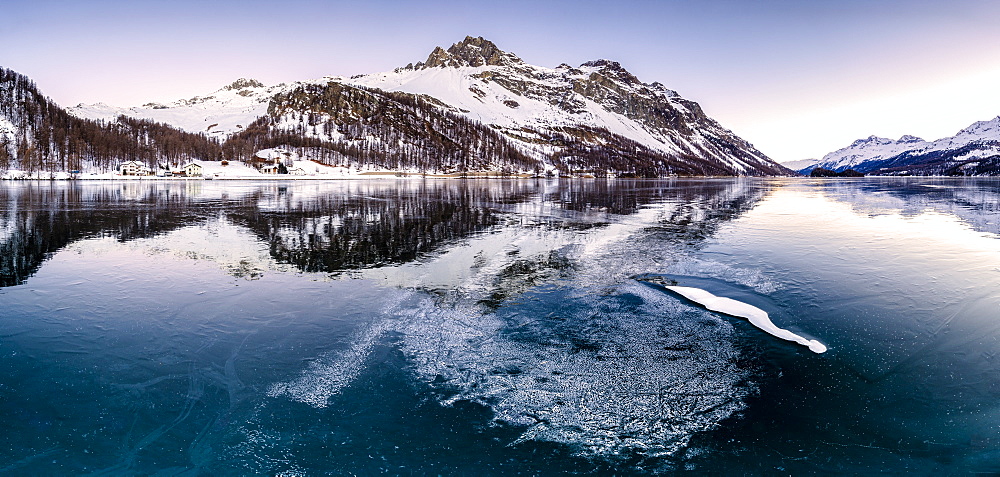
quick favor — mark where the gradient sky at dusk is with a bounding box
[4,0,1000,162]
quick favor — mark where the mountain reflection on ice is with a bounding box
[267,180,769,462]
[808,177,1000,236]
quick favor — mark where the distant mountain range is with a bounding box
[794,117,1000,176]
[2,36,792,177]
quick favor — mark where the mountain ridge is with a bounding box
[342,36,789,175]
[801,116,1000,175]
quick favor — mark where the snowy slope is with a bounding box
[345,65,677,156]
[780,159,818,172]
[811,116,1000,173]
[67,79,290,139]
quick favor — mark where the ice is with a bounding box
[270,281,753,461]
[262,182,768,461]
[664,286,827,353]
[666,259,781,294]
[266,320,393,407]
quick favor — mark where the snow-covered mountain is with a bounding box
[62,36,790,176]
[805,117,1000,175]
[338,36,785,175]
[780,159,819,172]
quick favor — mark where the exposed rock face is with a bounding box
[224,78,265,90]
[434,44,788,175]
[418,36,523,68]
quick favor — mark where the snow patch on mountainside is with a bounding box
[952,117,1000,143]
[67,79,292,139]
[780,159,818,172]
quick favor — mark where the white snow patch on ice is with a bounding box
[665,286,827,353]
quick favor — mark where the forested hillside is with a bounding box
[1,68,221,173]
[222,82,538,174]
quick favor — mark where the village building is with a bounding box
[182,162,203,177]
[254,148,296,174]
[119,160,152,176]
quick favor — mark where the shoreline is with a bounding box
[3,174,994,182]
[0,174,550,181]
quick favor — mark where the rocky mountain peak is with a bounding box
[897,134,924,143]
[850,135,890,147]
[581,59,622,69]
[956,115,1000,137]
[417,36,522,68]
[580,59,640,85]
[223,78,265,91]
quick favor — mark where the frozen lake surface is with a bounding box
[2,178,1000,474]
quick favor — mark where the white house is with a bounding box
[182,162,203,177]
[120,160,152,176]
